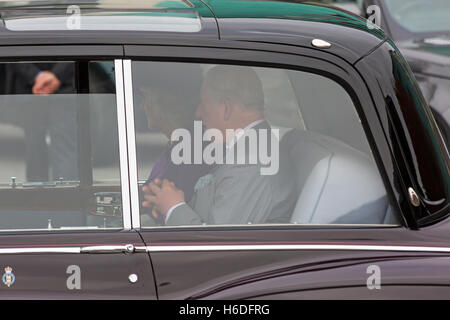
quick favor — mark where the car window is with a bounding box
[132,61,400,227]
[0,60,122,230]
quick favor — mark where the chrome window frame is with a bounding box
[123,57,402,230]
[115,59,133,230]
[122,59,141,229]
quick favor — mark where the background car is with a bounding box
[360,0,450,146]
[305,0,450,147]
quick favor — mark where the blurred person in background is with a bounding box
[4,63,78,182]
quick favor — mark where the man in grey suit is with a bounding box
[143,65,295,226]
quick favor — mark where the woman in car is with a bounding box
[136,62,211,225]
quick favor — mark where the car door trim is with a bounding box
[0,245,144,254]
[115,59,132,230]
[123,59,141,229]
[2,244,450,254]
[136,244,450,253]
[0,247,82,254]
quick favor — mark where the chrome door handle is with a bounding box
[80,244,137,254]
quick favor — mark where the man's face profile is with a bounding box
[142,91,163,132]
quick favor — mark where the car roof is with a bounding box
[206,0,386,63]
[0,0,386,64]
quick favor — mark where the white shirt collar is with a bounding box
[242,119,265,132]
[226,119,265,150]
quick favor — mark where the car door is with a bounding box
[123,43,450,299]
[0,47,157,299]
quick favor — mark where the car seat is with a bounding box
[280,129,399,224]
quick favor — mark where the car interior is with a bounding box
[256,67,400,225]
[134,63,401,226]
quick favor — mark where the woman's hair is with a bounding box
[136,62,203,130]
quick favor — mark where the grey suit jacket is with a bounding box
[166,121,296,226]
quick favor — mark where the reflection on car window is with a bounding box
[0,61,122,230]
[133,62,400,227]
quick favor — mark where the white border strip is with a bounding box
[123,59,141,229]
[140,244,450,253]
[115,59,132,230]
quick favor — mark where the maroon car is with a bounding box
[0,0,448,299]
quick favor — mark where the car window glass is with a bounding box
[0,61,122,230]
[132,61,399,227]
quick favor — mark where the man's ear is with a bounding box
[223,98,232,121]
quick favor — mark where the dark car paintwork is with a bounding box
[361,0,450,146]
[142,230,450,299]
[355,39,449,220]
[0,231,157,299]
[0,0,448,299]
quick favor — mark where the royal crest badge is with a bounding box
[2,266,15,287]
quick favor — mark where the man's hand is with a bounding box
[142,178,185,218]
[32,71,61,95]
[142,178,162,219]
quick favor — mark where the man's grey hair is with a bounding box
[204,65,265,111]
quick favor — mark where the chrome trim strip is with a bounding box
[0,247,81,254]
[115,59,132,230]
[139,223,401,229]
[0,227,123,233]
[0,224,400,233]
[123,59,141,230]
[0,245,135,255]
[1,244,450,255]
[138,244,450,253]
